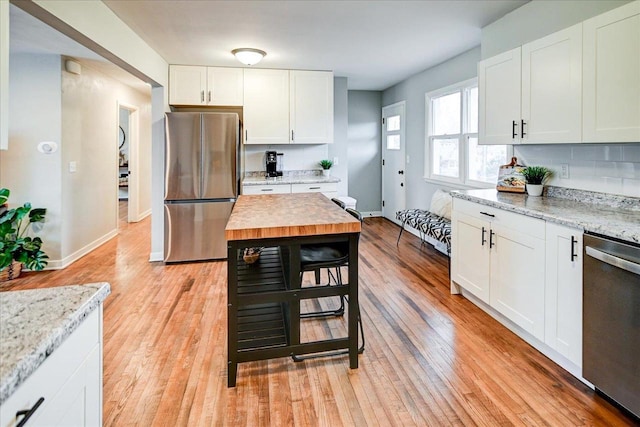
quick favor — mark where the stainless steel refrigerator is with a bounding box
[164,112,239,262]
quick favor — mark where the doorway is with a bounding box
[117,103,139,224]
[381,101,406,224]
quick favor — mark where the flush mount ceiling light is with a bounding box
[232,48,266,66]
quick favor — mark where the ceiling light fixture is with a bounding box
[232,48,266,66]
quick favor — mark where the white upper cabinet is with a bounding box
[290,70,334,144]
[169,65,243,106]
[207,67,244,106]
[583,0,640,143]
[521,24,582,143]
[244,69,334,145]
[243,68,291,144]
[479,24,582,145]
[479,47,522,145]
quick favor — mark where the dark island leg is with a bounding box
[227,241,238,387]
[348,233,359,369]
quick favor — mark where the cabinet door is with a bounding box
[290,70,334,144]
[241,184,291,195]
[583,1,640,142]
[243,69,290,144]
[545,223,583,367]
[451,210,491,303]
[169,65,207,105]
[479,47,521,145]
[521,24,582,143]
[207,67,243,106]
[490,225,546,341]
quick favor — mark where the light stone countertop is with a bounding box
[0,282,111,405]
[451,188,640,245]
[242,170,340,186]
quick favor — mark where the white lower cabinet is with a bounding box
[242,182,337,198]
[545,222,583,367]
[451,199,546,340]
[0,308,102,427]
[241,184,291,195]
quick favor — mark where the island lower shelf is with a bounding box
[227,235,359,387]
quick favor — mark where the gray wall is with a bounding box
[382,47,481,210]
[347,90,382,212]
[329,76,349,196]
[483,0,640,197]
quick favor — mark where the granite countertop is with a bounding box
[225,193,360,241]
[242,170,340,186]
[0,282,111,405]
[451,187,640,245]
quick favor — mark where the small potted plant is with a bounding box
[319,159,333,177]
[0,188,48,281]
[520,166,552,197]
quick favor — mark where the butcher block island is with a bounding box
[225,193,361,387]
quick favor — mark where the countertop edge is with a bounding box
[0,282,111,405]
[450,191,639,244]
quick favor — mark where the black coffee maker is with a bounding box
[266,151,278,177]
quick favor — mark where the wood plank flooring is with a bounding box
[3,207,637,426]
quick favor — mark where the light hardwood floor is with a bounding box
[4,207,637,426]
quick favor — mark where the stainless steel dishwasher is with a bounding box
[583,233,640,419]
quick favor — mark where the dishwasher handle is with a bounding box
[585,246,640,276]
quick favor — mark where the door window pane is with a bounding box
[432,92,460,135]
[467,137,506,183]
[432,138,459,178]
[387,135,400,150]
[386,115,400,131]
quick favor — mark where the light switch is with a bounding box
[333,157,339,166]
[69,161,77,173]
[560,163,569,179]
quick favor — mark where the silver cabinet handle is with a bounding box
[201,90,205,103]
[208,90,212,103]
[291,130,295,142]
[586,246,640,276]
[245,129,248,141]
[309,187,321,190]
[261,188,273,192]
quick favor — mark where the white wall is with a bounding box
[483,0,640,198]
[382,47,482,210]
[1,53,62,261]
[347,90,382,212]
[2,53,152,268]
[61,62,152,266]
[11,0,168,261]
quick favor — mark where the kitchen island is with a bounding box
[225,193,361,387]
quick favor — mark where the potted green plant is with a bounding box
[319,159,333,177]
[0,188,48,281]
[520,166,552,196]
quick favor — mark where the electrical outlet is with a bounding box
[69,161,77,173]
[333,156,339,166]
[560,163,570,179]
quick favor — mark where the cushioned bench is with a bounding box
[395,190,452,256]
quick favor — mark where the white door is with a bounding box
[583,1,640,143]
[382,102,406,223]
[290,70,334,144]
[451,211,491,304]
[243,69,290,144]
[478,47,522,144]
[521,24,582,143]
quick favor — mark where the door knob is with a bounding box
[398,170,404,175]
[400,183,404,187]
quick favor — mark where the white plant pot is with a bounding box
[526,184,544,196]
[322,169,331,177]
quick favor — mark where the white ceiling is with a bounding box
[103,0,528,91]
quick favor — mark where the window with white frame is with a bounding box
[425,78,508,186]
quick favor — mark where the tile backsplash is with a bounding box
[243,144,329,173]
[515,143,640,198]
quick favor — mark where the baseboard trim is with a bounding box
[44,229,118,270]
[362,211,382,217]
[149,251,164,262]
[134,209,151,222]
